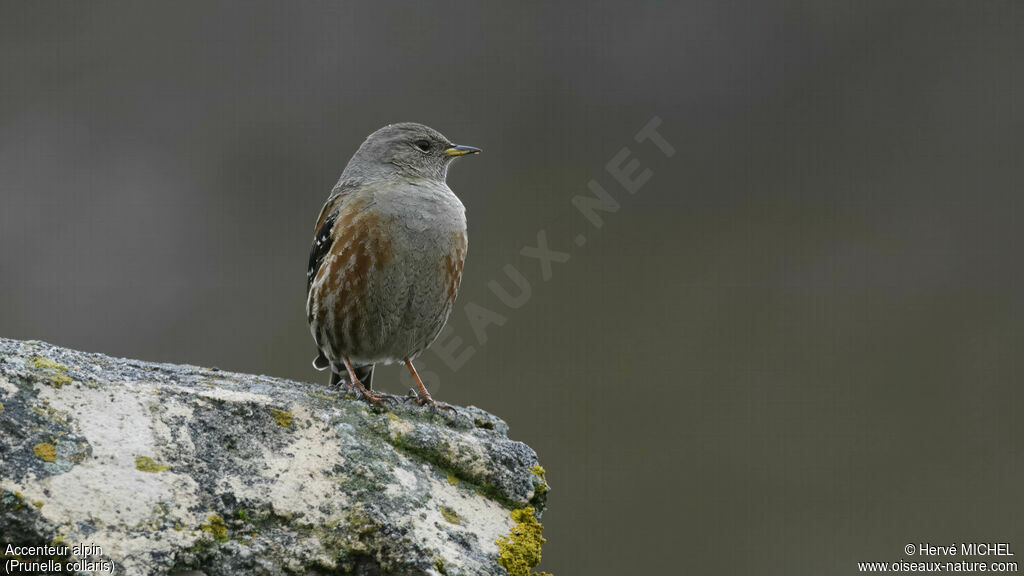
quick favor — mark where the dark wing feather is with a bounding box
[307,202,337,373]
[306,194,344,294]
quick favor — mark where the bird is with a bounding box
[305,123,480,406]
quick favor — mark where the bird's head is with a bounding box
[342,122,481,184]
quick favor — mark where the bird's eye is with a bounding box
[414,139,431,152]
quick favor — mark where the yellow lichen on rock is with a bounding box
[530,465,546,482]
[439,505,463,525]
[271,409,293,427]
[495,507,552,576]
[29,356,66,372]
[28,355,72,387]
[530,465,548,498]
[33,442,57,462]
[135,456,167,473]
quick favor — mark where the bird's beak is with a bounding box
[444,144,482,157]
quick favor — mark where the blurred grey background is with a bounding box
[1,2,1021,574]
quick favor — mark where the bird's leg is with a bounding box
[404,359,455,412]
[343,357,395,406]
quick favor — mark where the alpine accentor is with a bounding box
[306,123,480,405]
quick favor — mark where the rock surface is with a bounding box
[0,338,549,575]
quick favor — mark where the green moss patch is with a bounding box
[271,409,293,427]
[495,507,552,576]
[200,514,229,542]
[33,443,57,462]
[446,471,459,486]
[135,456,167,473]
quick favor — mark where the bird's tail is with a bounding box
[316,352,375,389]
[351,364,375,389]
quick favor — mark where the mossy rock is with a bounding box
[0,336,551,575]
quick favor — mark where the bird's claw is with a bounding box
[416,396,458,414]
[363,391,398,406]
[433,403,458,415]
[344,379,396,407]
[399,389,455,412]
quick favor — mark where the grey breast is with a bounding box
[355,179,467,364]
